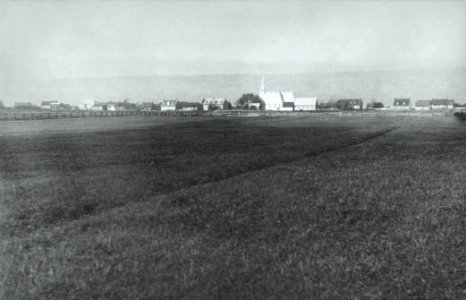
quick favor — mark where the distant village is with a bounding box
[2,76,464,113]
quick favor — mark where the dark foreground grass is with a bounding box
[1,116,465,299]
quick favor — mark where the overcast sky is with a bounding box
[1,1,465,81]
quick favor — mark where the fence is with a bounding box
[0,109,459,121]
[0,110,204,121]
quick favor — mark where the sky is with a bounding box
[0,1,465,81]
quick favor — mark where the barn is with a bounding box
[295,97,318,111]
[414,100,431,111]
[431,99,455,110]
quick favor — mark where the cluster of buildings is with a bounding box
[258,75,318,111]
[8,75,461,112]
[392,98,456,111]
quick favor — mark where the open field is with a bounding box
[0,115,465,299]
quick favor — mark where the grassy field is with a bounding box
[0,115,465,299]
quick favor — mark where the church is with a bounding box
[258,75,317,111]
[258,75,295,111]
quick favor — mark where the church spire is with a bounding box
[260,74,265,94]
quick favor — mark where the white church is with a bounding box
[258,75,318,111]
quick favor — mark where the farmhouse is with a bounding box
[202,98,230,111]
[106,102,120,111]
[393,98,411,110]
[91,102,106,111]
[40,100,60,110]
[161,100,178,111]
[295,97,318,111]
[414,100,431,111]
[139,102,156,111]
[336,99,363,110]
[79,99,94,110]
[248,102,262,110]
[431,99,455,110]
[178,101,201,111]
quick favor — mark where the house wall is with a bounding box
[295,105,316,111]
[264,103,281,110]
[414,106,430,111]
[280,106,293,111]
[393,105,410,110]
[161,105,176,111]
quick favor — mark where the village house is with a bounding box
[161,100,178,111]
[336,99,363,110]
[40,100,61,110]
[90,101,106,111]
[139,102,156,111]
[431,99,455,110]
[177,101,201,111]
[414,100,431,111]
[79,99,94,110]
[202,98,230,111]
[295,97,318,111]
[393,98,411,110]
[106,102,127,111]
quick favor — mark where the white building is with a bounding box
[295,97,318,111]
[161,100,178,111]
[431,99,454,110]
[393,98,411,110]
[202,98,229,111]
[258,75,317,111]
[79,99,95,110]
[414,100,431,111]
[41,100,60,110]
[259,75,295,111]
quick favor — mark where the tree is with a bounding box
[259,101,265,110]
[236,93,262,109]
[319,100,337,110]
[0,99,4,109]
[208,104,217,111]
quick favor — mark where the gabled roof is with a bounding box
[259,92,283,105]
[432,99,455,105]
[394,98,410,106]
[203,98,227,105]
[281,91,295,103]
[338,98,363,105]
[415,100,431,107]
[161,100,178,106]
[14,102,33,106]
[41,100,59,106]
[94,101,107,107]
[295,97,317,106]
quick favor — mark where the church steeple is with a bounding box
[260,74,265,95]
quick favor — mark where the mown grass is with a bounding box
[1,116,465,299]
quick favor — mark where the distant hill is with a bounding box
[1,66,465,107]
